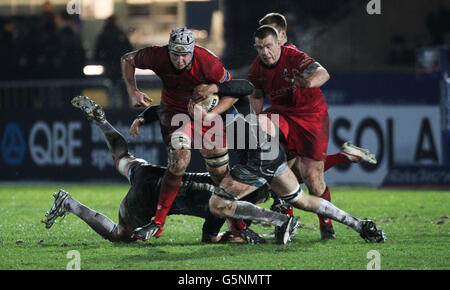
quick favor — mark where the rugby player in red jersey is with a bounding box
[259,12,376,171]
[259,13,298,50]
[120,28,236,239]
[247,25,344,240]
[255,13,376,239]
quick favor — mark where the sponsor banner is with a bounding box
[325,105,445,186]
[442,77,450,164]
[321,73,442,105]
[0,109,168,181]
[382,166,450,187]
[0,105,448,186]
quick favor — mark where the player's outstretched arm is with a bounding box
[129,105,161,137]
[121,50,152,107]
[288,62,330,88]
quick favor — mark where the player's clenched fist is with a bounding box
[286,68,311,88]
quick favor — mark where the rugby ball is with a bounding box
[198,94,219,113]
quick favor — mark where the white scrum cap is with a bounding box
[168,27,195,54]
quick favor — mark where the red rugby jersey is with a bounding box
[248,46,328,113]
[134,45,231,112]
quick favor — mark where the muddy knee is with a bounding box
[298,160,325,196]
[115,154,147,179]
[167,133,191,175]
[302,170,325,196]
[167,149,190,176]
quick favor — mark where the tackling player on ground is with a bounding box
[41,96,268,244]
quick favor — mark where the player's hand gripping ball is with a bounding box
[198,94,219,113]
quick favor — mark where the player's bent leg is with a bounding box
[149,139,190,239]
[294,157,336,239]
[208,194,238,218]
[269,156,297,220]
[219,173,258,200]
[116,153,148,179]
[167,148,191,175]
[167,131,192,175]
[268,169,302,238]
[295,157,326,196]
[209,186,297,245]
[270,168,302,199]
[272,186,385,242]
[73,95,132,160]
[215,175,268,244]
[111,214,136,242]
[42,189,124,243]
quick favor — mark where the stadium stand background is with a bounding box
[0,0,449,188]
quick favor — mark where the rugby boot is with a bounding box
[41,189,70,229]
[240,227,266,244]
[132,220,162,241]
[275,216,299,245]
[360,220,386,243]
[71,95,106,123]
[340,141,377,164]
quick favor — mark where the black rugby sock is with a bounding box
[96,120,129,158]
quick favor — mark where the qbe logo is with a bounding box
[1,123,26,165]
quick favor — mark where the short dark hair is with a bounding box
[259,13,287,33]
[254,25,279,40]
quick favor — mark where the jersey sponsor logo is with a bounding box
[269,87,294,99]
[281,68,290,79]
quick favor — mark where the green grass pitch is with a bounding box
[0,184,448,270]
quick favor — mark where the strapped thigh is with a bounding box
[278,184,303,204]
[202,151,230,168]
